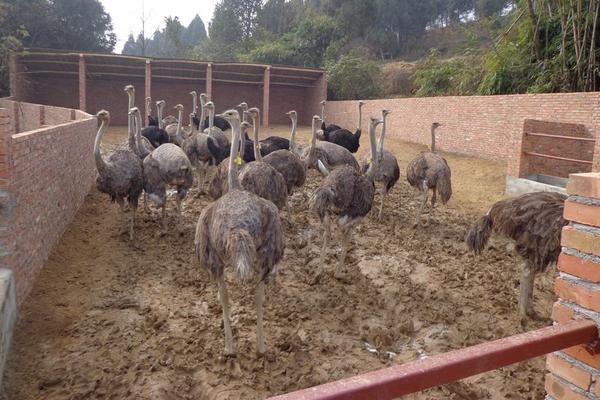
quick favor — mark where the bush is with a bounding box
[414,49,483,97]
[326,55,381,100]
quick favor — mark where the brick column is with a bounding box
[545,172,600,399]
[263,66,270,128]
[206,63,213,100]
[145,60,152,119]
[78,54,86,112]
[8,53,20,100]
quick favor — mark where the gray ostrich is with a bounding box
[194,109,284,356]
[94,110,144,240]
[311,117,380,281]
[262,110,312,196]
[142,137,194,231]
[361,109,400,220]
[300,133,359,175]
[239,110,288,210]
[467,192,567,326]
[129,107,155,159]
[203,101,229,148]
[406,122,452,227]
[184,103,220,193]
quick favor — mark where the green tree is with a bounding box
[327,55,380,99]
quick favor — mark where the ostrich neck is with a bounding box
[378,115,387,160]
[145,99,151,117]
[321,104,325,123]
[289,117,297,152]
[228,120,242,190]
[192,94,197,115]
[134,112,144,154]
[127,110,137,152]
[303,119,318,167]
[175,109,184,143]
[252,114,262,161]
[366,123,377,180]
[157,104,164,129]
[199,105,206,129]
[94,119,108,175]
[209,108,214,129]
[431,126,436,153]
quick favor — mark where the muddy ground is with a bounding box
[4,125,555,399]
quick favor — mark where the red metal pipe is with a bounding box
[268,319,598,400]
[524,151,594,165]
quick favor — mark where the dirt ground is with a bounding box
[4,124,555,400]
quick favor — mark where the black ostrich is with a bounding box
[319,100,342,134]
[198,93,231,131]
[319,100,364,153]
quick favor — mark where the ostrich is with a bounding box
[361,109,399,220]
[406,122,452,227]
[123,85,138,151]
[203,101,229,148]
[141,101,170,147]
[94,110,143,240]
[146,97,158,127]
[169,104,187,146]
[311,117,380,281]
[180,109,219,194]
[467,192,567,325]
[320,100,342,134]
[129,107,155,159]
[199,93,231,131]
[262,110,311,197]
[318,100,364,153]
[300,136,359,174]
[194,109,284,356]
[238,114,288,211]
[244,108,290,155]
[142,138,194,231]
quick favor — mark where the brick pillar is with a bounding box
[78,54,86,112]
[145,60,152,119]
[263,66,270,128]
[545,172,600,399]
[8,53,20,100]
[206,63,213,101]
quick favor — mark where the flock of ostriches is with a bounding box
[93,84,568,359]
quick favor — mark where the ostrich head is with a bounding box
[173,104,184,112]
[189,90,197,96]
[217,109,240,124]
[96,109,110,122]
[432,122,442,129]
[128,107,140,117]
[320,100,326,105]
[358,100,366,107]
[285,110,297,119]
[237,102,248,110]
[382,109,391,117]
[156,100,165,108]
[199,93,208,103]
[247,107,260,117]
[241,121,253,131]
[124,85,134,94]
[204,101,215,111]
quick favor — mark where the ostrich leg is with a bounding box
[116,197,126,234]
[161,204,167,232]
[129,203,136,241]
[255,280,266,355]
[218,275,236,355]
[413,181,429,228]
[378,186,388,221]
[335,227,352,278]
[519,261,536,326]
[313,216,331,283]
[430,187,437,218]
[176,191,183,226]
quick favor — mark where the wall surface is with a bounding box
[325,93,600,172]
[0,99,95,304]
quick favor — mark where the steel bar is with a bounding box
[526,132,596,142]
[524,151,594,165]
[268,320,598,400]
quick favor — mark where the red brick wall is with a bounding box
[546,172,600,399]
[0,100,96,304]
[325,93,600,172]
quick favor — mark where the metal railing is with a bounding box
[268,319,598,400]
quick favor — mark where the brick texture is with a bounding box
[0,99,95,304]
[324,93,600,172]
[547,173,600,399]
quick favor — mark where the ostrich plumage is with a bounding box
[361,109,399,220]
[301,140,359,174]
[262,111,311,195]
[142,100,170,147]
[466,191,567,324]
[319,100,342,134]
[195,109,284,356]
[310,117,380,281]
[130,108,155,159]
[318,101,364,153]
[145,97,158,127]
[198,93,231,131]
[203,101,229,148]
[94,110,143,240]
[406,122,452,227]
[142,142,193,231]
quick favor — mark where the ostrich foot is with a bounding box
[224,355,241,378]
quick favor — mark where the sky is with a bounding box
[100,0,218,53]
